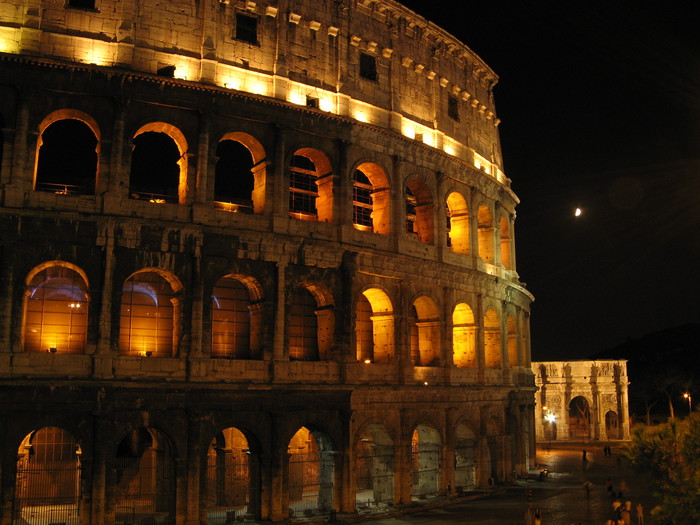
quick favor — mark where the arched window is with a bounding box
[211,275,263,359]
[355,288,394,364]
[454,423,477,492]
[411,424,441,500]
[483,309,501,368]
[24,263,89,354]
[288,149,334,222]
[477,205,495,264]
[507,316,518,367]
[288,287,318,360]
[452,303,476,368]
[214,140,255,212]
[500,216,512,270]
[446,192,470,254]
[119,271,179,357]
[405,179,434,244]
[129,124,187,204]
[353,163,390,234]
[409,296,441,366]
[355,424,394,508]
[35,119,98,195]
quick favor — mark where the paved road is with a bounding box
[354,443,657,525]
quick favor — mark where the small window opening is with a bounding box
[353,170,373,229]
[447,94,459,121]
[405,187,417,237]
[157,65,176,78]
[289,155,318,218]
[236,13,258,44]
[360,53,378,81]
[306,97,319,109]
[68,0,95,9]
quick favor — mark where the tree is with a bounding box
[625,415,700,524]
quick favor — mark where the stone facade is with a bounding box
[0,1,535,523]
[532,361,631,442]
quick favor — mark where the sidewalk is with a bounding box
[339,442,657,525]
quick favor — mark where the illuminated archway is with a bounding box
[499,216,512,270]
[445,192,470,254]
[14,427,82,524]
[287,427,334,517]
[507,316,518,367]
[356,288,394,364]
[477,205,494,264]
[569,396,591,440]
[211,274,263,359]
[353,163,390,234]
[288,283,334,361]
[409,296,441,366]
[605,411,620,440]
[288,148,333,222]
[205,427,260,521]
[23,262,89,354]
[405,178,434,244]
[214,132,267,214]
[411,424,440,500]
[452,303,476,368]
[454,423,477,493]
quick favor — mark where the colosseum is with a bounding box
[0,0,535,523]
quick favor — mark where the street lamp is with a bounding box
[542,406,556,451]
[684,393,692,414]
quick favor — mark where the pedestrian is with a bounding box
[620,501,631,525]
[583,480,592,499]
[582,449,587,462]
[606,477,614,498]
[635,502,644,525]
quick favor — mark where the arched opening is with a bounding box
[454,423,477,494]
[445,192,470,254]
[287,427,334,517]
[569,397,591,440]
[114,428,176,524]
[214,140,254,213]
[119,270,180,357]
[356,288,394,364]
[483,309,501,368]
[129,124,187,204]
[499,216,512,270]
[605,411,620,440]
[35,119,98,195]
[452,303,476,368]
[543,419,557,442]
[355,424,394,510]
[288,286,318,361]
[409,296,441,367]
[24,262,89,354]
[288,148,333,222]
[205,427,260,522]
[477,205,494,264]
[404,179,434,244]
[507,316,518,367]
[353,163,390,234]
[14,427,82,524]
[211,275,263,359]
[411,424,440,500]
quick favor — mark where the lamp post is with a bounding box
[684,393,692,414]
[542,406,556,451]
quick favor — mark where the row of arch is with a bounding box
[542,397,623,441]
[11,420,489,523]
[31,111,514,267]
[22,261,527,368]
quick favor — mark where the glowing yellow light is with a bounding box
[575,207,582,217]
[474,161,481,170]
[364,359,371,364]
[423,381,429,386]
[0,31,21,54]
[354,110,368,123]
[288,90,306,105]
[318,97,334,112]
[443,144,455,156]
[248,81,267,96]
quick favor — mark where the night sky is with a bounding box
[398,2,700,360]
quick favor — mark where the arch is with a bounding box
[34,110,100,195]
[287,427,334,517]
[288,283,334,361]
[569,396,591,440]
[114,427,176,524]
[410,296,441,366]
[215,131,267,214]
[445,191,470,254]
[119,270,181,357]
[14,427,82,524]
[483,309,501,368]
[507,316,518,367]
[452,303,476,368]
[23,262,90,354]
[288,148,334,222]
[405,178,434,244]
[411,423,441,500]
[356,288,394,364]
[211,274,264,359]
[353,162,390,234]
[499,216,512,270]
[477,205,495,264]
[453,422,478,493]
[130,122,188,204]
[605,410,620,440]
[205,427,261,521]
[355,423,394,509]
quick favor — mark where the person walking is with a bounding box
[533,506,541,525]
[583,480,592,499]
[635,503,644,525]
